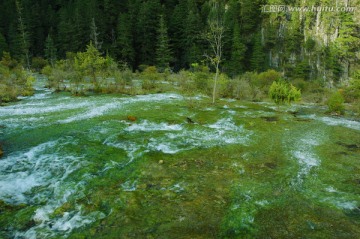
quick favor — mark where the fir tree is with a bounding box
[0,32,8,58]
[116,13,135,66]
[15,0,30,69]
[229,22,246,76]
[136,0,161,66]
[156,15,172,71]
[44,34,57,67]
[184,0,203,67]
[250,32,265,72]
[8,23,22,60]
[169,1,187,69]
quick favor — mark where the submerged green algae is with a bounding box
[0,88,359,239]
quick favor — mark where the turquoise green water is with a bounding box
[0,82,359,238]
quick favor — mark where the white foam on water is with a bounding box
[16,208,106,239]
[303,115,360,131]
[58,101,122,123]
[0,100,91,117]
[0,138,107,239]
[103,118,251,163]
[318,116,360,131]
[241,110,277,118]
[293,151,319,178]
[147,140,181,154]
[104,135,143,161]
[27,90,53,100]
[316,187,359,210]
[321,198,359,210]
[207,118,244,132]
[133,93,183,101]
[57,93,184,124]
[169,183,185,193]
[325,186,338,193]
[255,200,269,206]
[125,120,183,132]
[0,139,84,205]
[289,132,322,186]
[334,201,358,210]
[121,180,137,192]
[227,110,237,115]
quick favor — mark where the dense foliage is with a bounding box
[0,52,34,104]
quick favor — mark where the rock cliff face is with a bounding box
[262,0,359,86]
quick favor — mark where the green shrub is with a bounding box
[327,91,345,115]
[193,71,211,93]
[344,77,360,102]
[254,69,281,91]
[269,79,301,104]
[141,66,160,91]
[31,57,48,71]
[0,53,34,103]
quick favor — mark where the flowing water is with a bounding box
[0,80,359,238]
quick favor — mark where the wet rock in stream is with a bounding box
[261,116,278,122]
[337,142,360,151]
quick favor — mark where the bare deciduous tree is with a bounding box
[205,0,225,104]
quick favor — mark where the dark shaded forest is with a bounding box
[0,0,358,82]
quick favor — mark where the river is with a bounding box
[0,79,359,238]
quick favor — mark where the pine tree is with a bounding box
[28,2,45,56]
[15,0,30,69]
[223,0,241,70]
[229,22,246,76]
[0,32,8,58]
[58,8,75,56]
[136,0,161,66]
[184,0,203,67]
[44,34,57,66]
[156,15,172,71]
[169,1,188,70]
[250,32,265,72]
[116,13,135,66]
[8,23,22,60]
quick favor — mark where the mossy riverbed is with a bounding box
[0,85,359,238]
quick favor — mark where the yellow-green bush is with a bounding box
[141,66,161,91]
[0,53,34,103]
[269,79,301,104]
[327,91,345,115]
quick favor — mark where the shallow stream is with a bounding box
[0,80,359,238]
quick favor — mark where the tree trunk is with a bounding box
[212,63,219,104]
